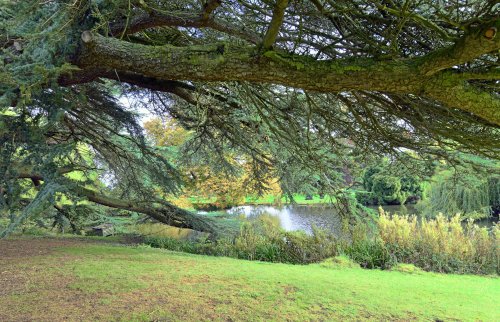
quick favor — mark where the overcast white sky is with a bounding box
[119,95,154,126]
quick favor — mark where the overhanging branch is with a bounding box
[72,186,214,233]
[73,20,500,125]
[424,75,500,127]
[77,32,420,92]
[14,170,215,233]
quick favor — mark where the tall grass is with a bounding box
[373,209,499,274]
[144,214,338,264]
[141,210,498,274]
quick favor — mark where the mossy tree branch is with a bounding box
[14,171,215,234]
[424,74,500,126]
[75,22,500,125]
[72,186,215,234]
[418,20,500,76]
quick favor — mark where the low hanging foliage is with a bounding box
[2,0,500,236]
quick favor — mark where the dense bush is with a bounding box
[359,160,424,206]
[371,175,404,204]
[346,239,394,269]
[142,211,498,275]
[355,191,377,206]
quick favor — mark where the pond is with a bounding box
[221,204,497,234]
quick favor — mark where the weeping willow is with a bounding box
[419,171,500,220]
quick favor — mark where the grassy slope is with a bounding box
[1,240,498,321]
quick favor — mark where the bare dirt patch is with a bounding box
[0,237,98,260]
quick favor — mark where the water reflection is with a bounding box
[227,205,343,234]
[224,204,497,234]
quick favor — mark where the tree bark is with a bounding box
[72,186,215,234]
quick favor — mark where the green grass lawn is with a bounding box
[189,194,335,207]
[245,194,336,205]
[1,238,498,321]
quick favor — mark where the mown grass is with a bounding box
[189,194,335,208]
[244,194,335,205]
[2,240,498,321]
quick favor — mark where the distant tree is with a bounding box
[144,118,190,148]
[360,158,427,205]
[418,162,500,219]
[144,117,280,209]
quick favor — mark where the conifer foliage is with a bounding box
[1,1,499,235]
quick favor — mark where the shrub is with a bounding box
[355,191,377,206]
[320,255,360,269]
[361,160,424,206]
[346,239,394,269]
[372,174,403,204]
[134,223,209,241]
[144,236,198,253]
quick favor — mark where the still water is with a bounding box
[223,204,496,234]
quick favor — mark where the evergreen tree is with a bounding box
[1,1,499,235]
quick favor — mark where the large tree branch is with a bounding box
[77,32,421,92]
[60,67,249,116]
[424,74,500,126]
[59,69,199,105]
[74,21,500,125]
[10,162,214,233]
[72,186,214,233]
[103,72,199,104]
[14,171,215,233]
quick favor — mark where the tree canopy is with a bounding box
[1,0,499,235]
